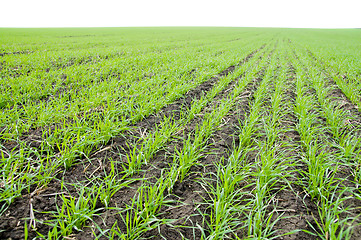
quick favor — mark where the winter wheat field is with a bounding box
[1,27,361,240]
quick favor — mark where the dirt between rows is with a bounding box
[0,46,266,240]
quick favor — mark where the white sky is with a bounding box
[1,0,360,28]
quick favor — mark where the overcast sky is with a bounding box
[1,0,360,28]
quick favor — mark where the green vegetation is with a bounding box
[1,27,361,239]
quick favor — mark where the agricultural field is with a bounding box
[1,27,361,239]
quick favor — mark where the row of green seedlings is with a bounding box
[323,64,361,111]
[201,47,297,239]
[290,41,361,111]
[289,47,356,239]
[292,45,361,184]
[101,46,276,239]
[16,45,272,239]
[262,50,309,238]
[0,43,267,210]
